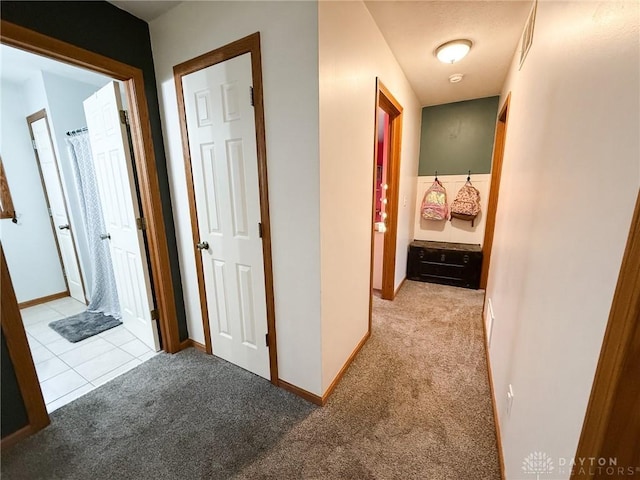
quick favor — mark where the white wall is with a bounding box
[0,79,67,302]
[41,71,107,297]
[485,2,639,478]
[318,1,422,391]
[22,71,106,302]
[414,173,490,246]
[150,1,323,395]
[23,72,48,119]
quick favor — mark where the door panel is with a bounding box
[84,82,159,351]
[183,53,270,379]
[29,116,86,304]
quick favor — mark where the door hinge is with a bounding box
[250,86,255,107]
[32,139,37,150]
[258,222,263,238]
[119,109,129,125]
[48,207,53,218]
[136,217,147,231]
[265,333,269,347]
[151,309,159,321]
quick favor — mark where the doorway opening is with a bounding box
[369,79,403,320]
[25,109,87,308]
[0,20,180,446]
[2,44,160,413]
[372,108,390,293]
[26,109,87,306]
[480,93,510,289]
[173,33,279,384]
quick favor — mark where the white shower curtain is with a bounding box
[66,132,121,319]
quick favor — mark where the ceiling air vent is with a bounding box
[519,0,538,70]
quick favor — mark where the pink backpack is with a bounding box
[421,179,449,221]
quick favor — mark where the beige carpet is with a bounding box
[236,280,501,479]
[2,280,500,479]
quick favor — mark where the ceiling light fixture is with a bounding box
[449,73,464,83]
[435,39,472,64]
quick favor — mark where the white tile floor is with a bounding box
[21,297,157,413]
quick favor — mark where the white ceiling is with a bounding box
[365,1,533,106]
[93,1,529,108]
[109,1,182,22]
[0,44,111,88]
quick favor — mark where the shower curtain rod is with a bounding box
[66,127,88,136]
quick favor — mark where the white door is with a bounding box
[182,53,270,379]
[30,116,86,304]
[83,81,159,351]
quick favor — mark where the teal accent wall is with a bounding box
[418,96,499,176]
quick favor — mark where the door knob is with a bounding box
[58,224,70,230]
[196,241,210,251]
[99,233,111,240]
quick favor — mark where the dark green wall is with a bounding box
[418,96,499,176]
[1,1,188,342]
[1,329,29,438]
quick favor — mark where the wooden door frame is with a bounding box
[0,246,50,448]
[0,21,181,357]
[480,93,510,289]
[571,190,640,479]
[0,155,17,220]
[369,78,403,328]
[26,109,84,304]
[173,32,279,384]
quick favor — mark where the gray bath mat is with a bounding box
[49,311,122,343]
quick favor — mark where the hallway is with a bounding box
[2,281,498,479]
[238,280,500,479]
